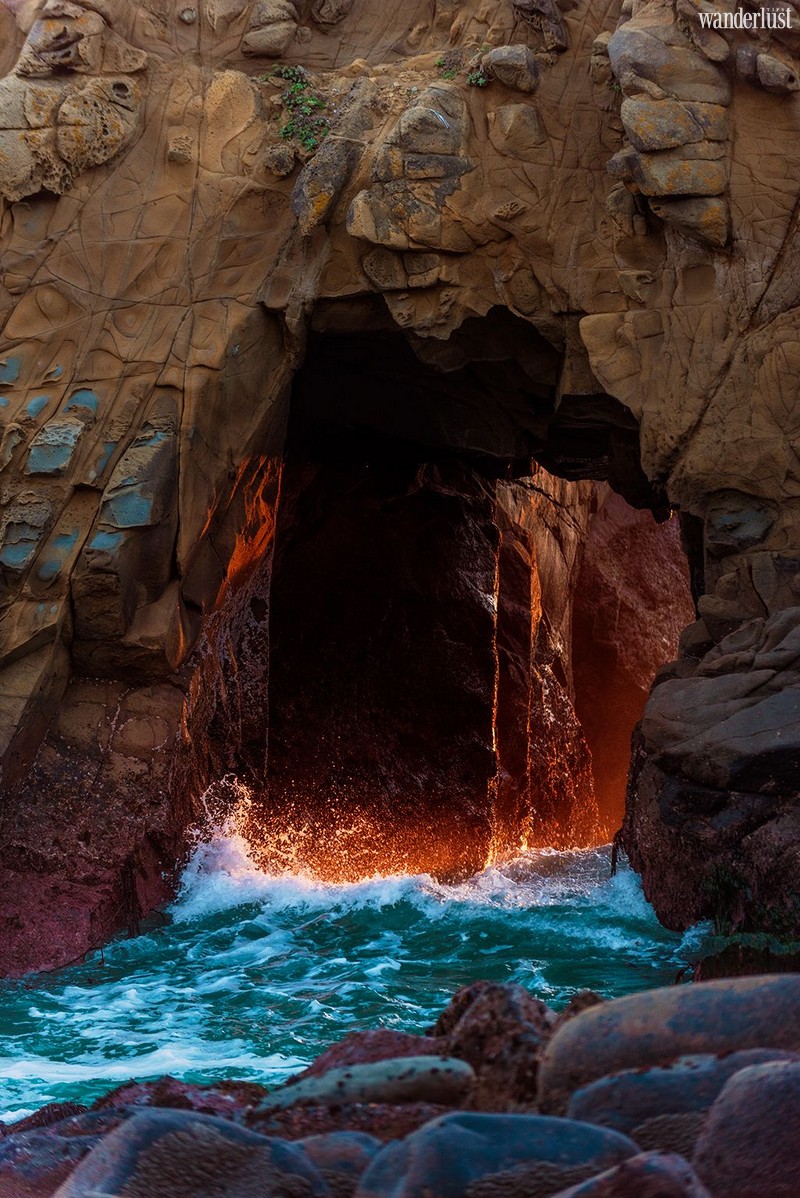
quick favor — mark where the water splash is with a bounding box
[0,813,707,1123]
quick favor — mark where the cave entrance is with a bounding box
[243,306,694,881]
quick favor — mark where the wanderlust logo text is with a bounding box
[699,7,794,29]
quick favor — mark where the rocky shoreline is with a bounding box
[2,973,798,1196]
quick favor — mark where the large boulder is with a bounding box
[538,976,800,1114]
[692,1060,800,1197]
[52,1110,331,1198]
[354,1112,638,1198]
[567,1050,800,1156]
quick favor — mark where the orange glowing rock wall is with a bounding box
[494,475,600,855]
[572,488,696,834]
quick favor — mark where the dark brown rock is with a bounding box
[52,1109,330,1198]
[692,1060,800,1197]
[538,975,800,1115]
[624,607,800,936]
[299,1032,448,1080]
[354,1112,638,1198]
[251,457,501,881]
[549,1152,711,1197]
[432,981,556,1110]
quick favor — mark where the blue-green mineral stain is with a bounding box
[0,358,21,386]
[64,389,99,416]
[25,395,50,419]
[143,430,167,447]
[88,530,123,554]
[25,420,83,476]
[37,531,80,582]
[36,556,62,582]
[104,489,154,528]
[0,541,36,569]
[95,443,117,476]
[0,520,44,570]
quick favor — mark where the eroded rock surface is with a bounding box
[0,0,797,963]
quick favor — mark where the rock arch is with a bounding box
[0,0,798,969]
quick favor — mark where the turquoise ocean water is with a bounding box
[0,819,706,1124]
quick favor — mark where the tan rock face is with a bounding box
[0,0,797,965]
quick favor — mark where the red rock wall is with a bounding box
[572,488,696,835]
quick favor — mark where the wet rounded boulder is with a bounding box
[354,1111,638,1197]
[548,1150,711,1196]
[566,1049,800,1157]
[52,1109,331,1198]
[538,976,800,1114]
[692,1060,800,1196]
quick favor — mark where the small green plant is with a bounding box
[435,49,462,79]
[272,65,307,85]
[269,64,330,154]
[466,69,489,87]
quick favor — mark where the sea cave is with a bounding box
[0,0,799,1192]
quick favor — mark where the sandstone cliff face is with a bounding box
[0,0,796,966]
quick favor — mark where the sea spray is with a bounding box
[0,821,707,1123]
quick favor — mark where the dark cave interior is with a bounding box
[225,309,693,879]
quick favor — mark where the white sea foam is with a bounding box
[0,827,705,1124]
[171,824,430,922]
